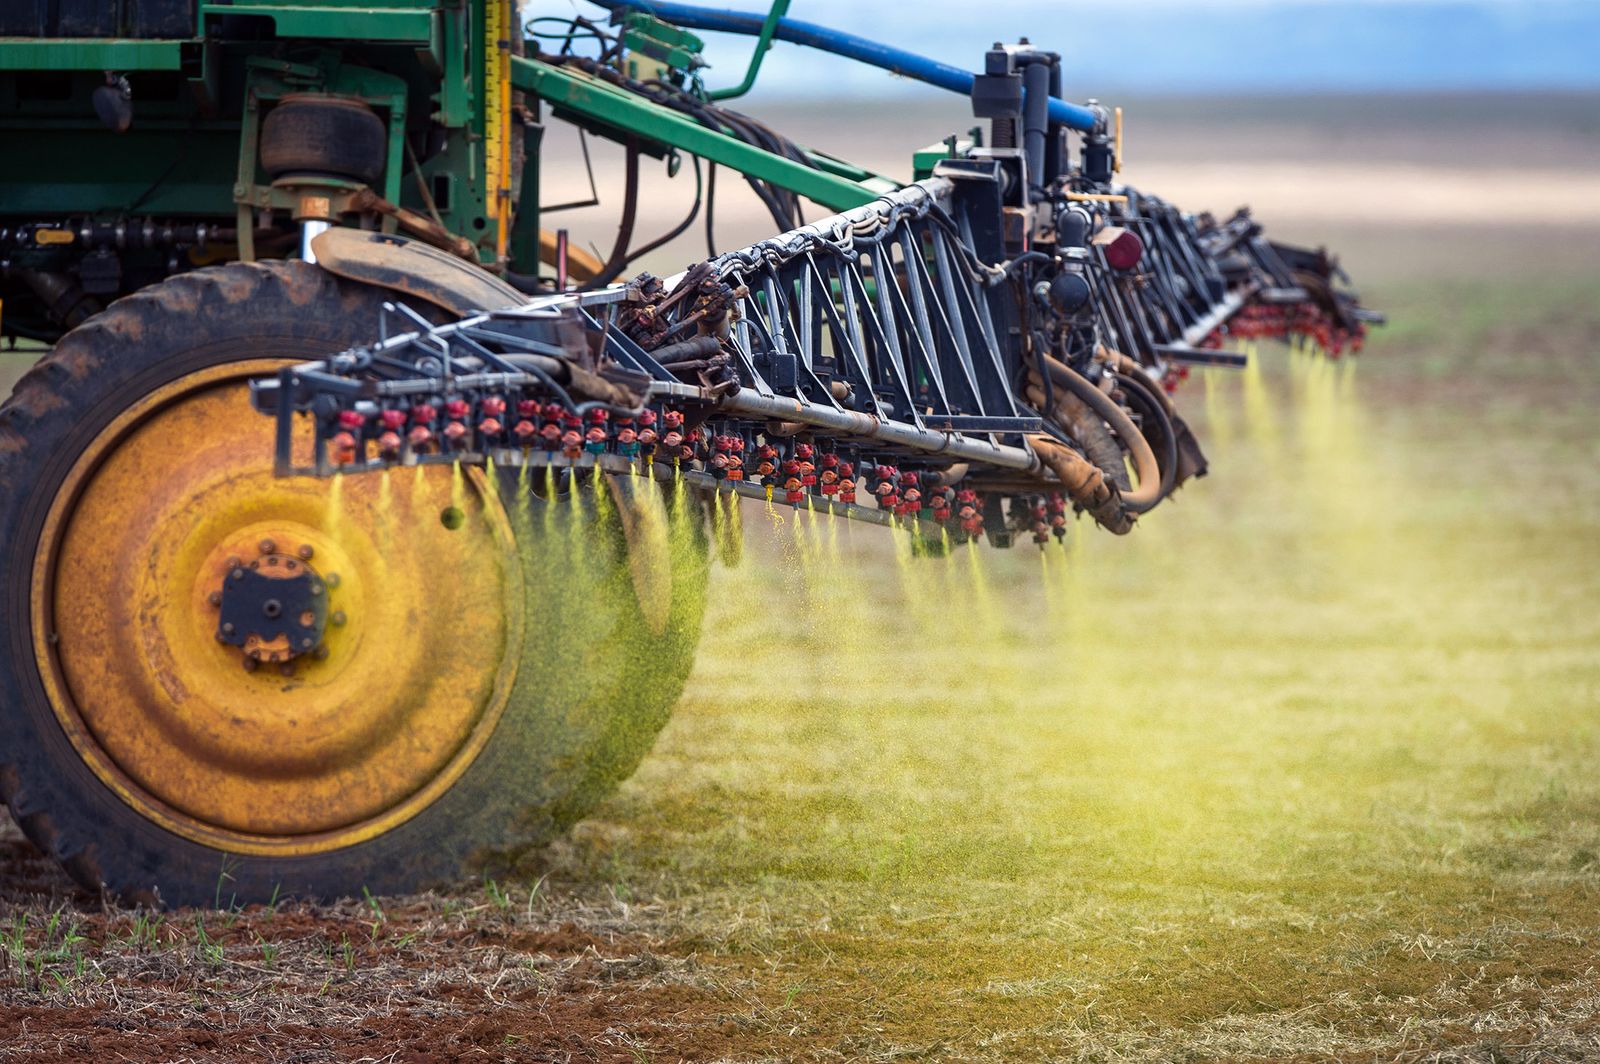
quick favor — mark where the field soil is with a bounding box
[3,92,1599,1062]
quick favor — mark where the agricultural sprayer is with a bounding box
[0,0,1379,905]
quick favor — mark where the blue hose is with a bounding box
[586,0,1102,133]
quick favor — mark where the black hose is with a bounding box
[619,155,704,270]
[580,138,641,291]
[1115,371,1178,501]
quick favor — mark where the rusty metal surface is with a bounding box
[309,228,523,316]
[32,361,524,849]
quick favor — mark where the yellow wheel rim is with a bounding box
[31,360,524,856]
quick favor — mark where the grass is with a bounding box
[529,265,1600,1060]
[1,262,1597,1061]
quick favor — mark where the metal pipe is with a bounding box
[705,0,790,101]
[587,0,1101,132]
[1022,59,1051,188]
[715,388,1043,475]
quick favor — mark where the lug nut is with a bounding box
[259,539,276,554]
[331,610,347,627]
[310,582,324,596]
[208,591,222,607]
[232,569,245,581]
[285,559,297,571]
[226,556,241,571]
[325,573,341,589]
[221,622,235,635]
[242,657,258,673]
[312,645,330,661]
[300,637,314,650]
[298,545,314,561]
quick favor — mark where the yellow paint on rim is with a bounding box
[30,360,525,856]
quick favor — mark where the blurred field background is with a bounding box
[4,81,1600,1062]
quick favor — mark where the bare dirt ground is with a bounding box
[4,93,1600,1062]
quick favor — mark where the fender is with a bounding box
[308,228,525,317]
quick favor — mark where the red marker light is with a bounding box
[1094,226,1144,271]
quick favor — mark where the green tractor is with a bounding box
[0,0,1375,905]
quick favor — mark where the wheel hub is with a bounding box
[214,539,341,672]
[32,359,523,849]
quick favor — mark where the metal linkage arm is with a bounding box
[511,55,890,212]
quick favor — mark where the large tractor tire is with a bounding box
[0,260,706,906]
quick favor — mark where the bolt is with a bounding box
[266,556,278,567]
[208,591,222,607]
[300,637,313,649]
[232,569,245,581]
[325,573,341,589]
[259,539,276,554]
[242,657,258,673]
[331,610,347,627]
[310,582,324,596]
[226,556,241,570]
[221,622,235,635]
[286,559,297,571]
[312,645,330,661]
[298,545,314,561]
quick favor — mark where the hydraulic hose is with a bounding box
[1026,435,1134,535]
[587,0,1100,132]
[1039,354,1163,513]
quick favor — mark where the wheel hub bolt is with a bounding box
[298,545,314,561]
[259,538,276,554]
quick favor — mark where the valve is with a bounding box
[560,410,583,459]
[794,443,817,491]
[751,442,779,486]
[582,409,609,455]
[377,408,406,457]
[408,403,437,451]
[513,399,540,443]
[331,409,364,464]
[872,463,900,514]
[636,409,659,462]
[836,460,857,505]
[898,471,922,519]
[442,398,471,447]
[780,456,805,504]
[955,487,982,537]
[615,414,640,460]
[818,451,840,498]
[478,396,507,438]
[1048,492,1068,542]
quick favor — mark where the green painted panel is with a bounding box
[0,40,186,71]
[197,4,435,42]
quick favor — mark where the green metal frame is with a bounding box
[512,54,895,213]
[196,3,436,42]
[0,40,190,71]
[705,0,789,101]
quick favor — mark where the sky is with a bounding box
[569,0,1600,95]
